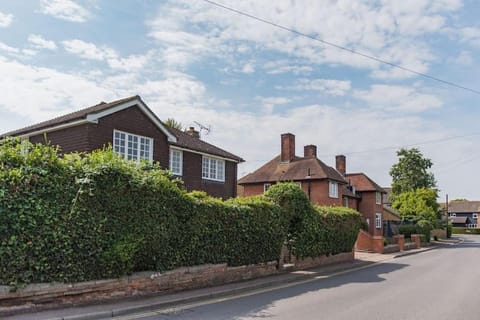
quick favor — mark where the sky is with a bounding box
[0,0,480,201]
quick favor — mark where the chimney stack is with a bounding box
[304,145,317,158]
[186,127,200,139]
[336,155,346,176]
[281,133,295,162]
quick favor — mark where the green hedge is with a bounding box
[0,139,362,286]
[265,183,362,258]
[399,222,432,242]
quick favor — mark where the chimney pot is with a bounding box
[281,133,295,162]
[336,155,346,176]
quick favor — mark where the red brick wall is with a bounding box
[347,197,358,210]
[357,191,383,237]
[242,183,266,197]
[241,180,344,207]
[308,180,343,206]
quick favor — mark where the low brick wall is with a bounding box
[355,230,384,253]
[292,252,354,270]
[383,244,400,254]
[0,251,356,315]
[404,242,418,250]
[0,262,278,314]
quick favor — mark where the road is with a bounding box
[114,235,480,320]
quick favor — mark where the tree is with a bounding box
[164,118,183,130]
[392,188,439,224]
[389,148,436,199]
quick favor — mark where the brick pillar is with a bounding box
[411,234,421,248]
[281,133,295,163]
[393,234,405,251]
[372,236,385,254]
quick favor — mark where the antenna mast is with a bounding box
[193,121,211,136]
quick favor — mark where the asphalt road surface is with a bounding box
[118,235,480,320]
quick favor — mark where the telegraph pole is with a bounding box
[446,194,449,238]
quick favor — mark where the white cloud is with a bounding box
[457,27,480,48]
[263,60,313,75]
[0,56,116,124]
[0,42,20,54]
[28,34,57,50]
[40,0,91,23]
[0,11,13,27]
[62,39,151,71]
[354,84,443,113]
[282,78,351,96]
[453,50,473,65]
[146,0,460,79]
[241,62,255,74]
[63,39,113,60]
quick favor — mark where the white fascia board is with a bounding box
[86,98,177,143]
[18,119,93,138]
[169,145,240,163]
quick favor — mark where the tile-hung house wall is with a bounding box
[2,96,244,199]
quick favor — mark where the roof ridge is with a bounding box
[2,95,139,137]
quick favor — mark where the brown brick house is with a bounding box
[2,95,244,199]
[238,133,347,206]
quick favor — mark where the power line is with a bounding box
[239,131,480,163]
[202,0,480,96]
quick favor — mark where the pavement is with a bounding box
[3,237,463,320]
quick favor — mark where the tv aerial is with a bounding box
[194,121,211,136]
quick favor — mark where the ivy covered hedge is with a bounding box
[0,139,361,286]
[265,183,362,258]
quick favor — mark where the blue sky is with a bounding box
[1,0,480,200]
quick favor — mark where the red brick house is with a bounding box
[2,95,244,199]
[336,155,386,237]
[238,133,385,237]
[238,133,347,206]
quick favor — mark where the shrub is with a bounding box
[0,140,363,286]
[292,206,361,258]
[398,224,417,239]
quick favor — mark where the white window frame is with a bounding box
[113,129,153,162]
[376,192,381,204]
[169,148,183,176]
[264,183,271,193]
[202,156,225,182]
[329,181,338,198]
[375,213,382,229]
[450,213,456,217]
[473,213,478,219]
